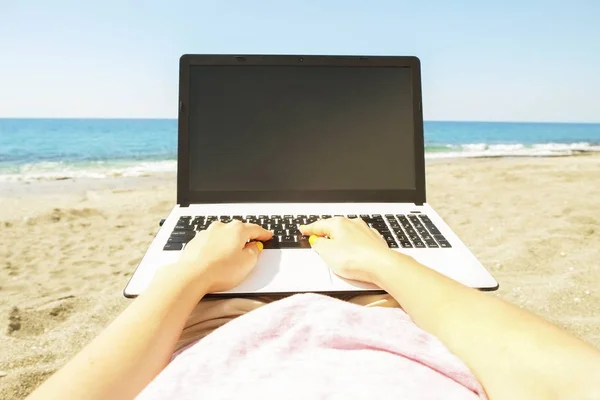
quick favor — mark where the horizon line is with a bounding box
[1,117,599,125]
[0,116,600,125]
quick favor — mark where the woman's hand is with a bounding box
[299,217,411,284]
[174,220,273,293]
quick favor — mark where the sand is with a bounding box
[1,156,599,398]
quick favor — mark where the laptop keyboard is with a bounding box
[163,214,451,251]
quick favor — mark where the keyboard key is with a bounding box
[280,241,300,248]
[263,238,280,249]
[425,240,439,248]
[281,235,295,242]
[400,241,413,248]
[413,241,426,248]
[405,228,417,236]
[298,240,311,249]
[321,215,332,219]
[411,220,425,229]
[438,241,452,248]
[164,242,184,251]
[174,224,194,231]
[347,214,357,219]
[387,241,399,248]
[426,224,441,235]
[167,236,188,243]
[179,216,191,220]
[196,224,209,231]
[232,215,243,220]
[171,230,195,238]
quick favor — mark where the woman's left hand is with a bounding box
[171,220,273,294]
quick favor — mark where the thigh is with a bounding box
[347,293,401,308]
[175,296,281,353]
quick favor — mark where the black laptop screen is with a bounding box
[187,65,416,192]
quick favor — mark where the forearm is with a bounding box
[27,265,206,400]
[373,251,600,400]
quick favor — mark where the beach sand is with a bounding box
[1,155,599,398]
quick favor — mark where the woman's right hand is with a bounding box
[299,217,412,285]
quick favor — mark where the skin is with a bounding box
[27,218,600,400]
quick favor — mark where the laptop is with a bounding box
[123,54,498,298]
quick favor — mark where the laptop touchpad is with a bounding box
[219,250,332,294]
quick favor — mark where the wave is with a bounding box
[1,142,600,181]
[0,160,177,182]
[424,142,600,159]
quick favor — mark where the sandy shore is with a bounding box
[1,156,600,398]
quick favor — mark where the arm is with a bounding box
[373,251,600,400]
[27,221,272,400]
[27,268,209,400]
[301,218,600,400]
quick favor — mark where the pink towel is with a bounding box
[137,293,487,399]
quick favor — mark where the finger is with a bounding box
[309,235,334,257]
[242,223,274,241]
[299,219,336,237]
[370,227,387,243]
[243,240,264,258]
[242,242,263,267]
[207,220,224,230]
[352,217,369,227]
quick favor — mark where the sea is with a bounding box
[1,118,600,182]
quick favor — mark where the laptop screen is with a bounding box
[187,64,417,196]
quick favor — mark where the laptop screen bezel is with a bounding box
[177,54,426,206]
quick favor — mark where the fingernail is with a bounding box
[256,241,264,252]
[309,235,318,246]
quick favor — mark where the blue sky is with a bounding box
[1,1,599,122]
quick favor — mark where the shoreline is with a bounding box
[2,149,600,183]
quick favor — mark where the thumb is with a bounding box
[309,235,334,257]
[243,241,263,259]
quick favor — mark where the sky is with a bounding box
[0,0,599,122]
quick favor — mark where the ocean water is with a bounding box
[1,118,600,181]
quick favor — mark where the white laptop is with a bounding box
[124,54,498,298]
